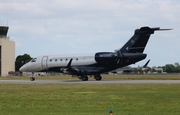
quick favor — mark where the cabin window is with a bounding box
[50,59,52,62]
[60,59,62,61]
[31,58,37,62]
[65,59,68,61]
[76,58,78,61]
[55,59,57,62]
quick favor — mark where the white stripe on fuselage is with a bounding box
[46,53,96,68]
[20,53,98,72]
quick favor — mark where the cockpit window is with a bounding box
[31,58,37,62]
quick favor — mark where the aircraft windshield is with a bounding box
[31,58,37,62]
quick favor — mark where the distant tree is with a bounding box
[15,54,33,71]
[174,62,180,67]
[173,62,180,73]
[165,64,175,73]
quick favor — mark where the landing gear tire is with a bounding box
[82,76,88,81]
[30,77,35,81]
[78,76,83,80]
[94,75,102,81]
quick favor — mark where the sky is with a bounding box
[0,0,180,67]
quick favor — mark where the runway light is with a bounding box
[109,109,113,115]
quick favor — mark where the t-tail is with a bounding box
[119,26,171,53]
[115,26,171,66]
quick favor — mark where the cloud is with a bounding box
[0,0,180,66]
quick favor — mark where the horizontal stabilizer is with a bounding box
[151,27,172,31]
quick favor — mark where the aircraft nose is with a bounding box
[19,65,28,72]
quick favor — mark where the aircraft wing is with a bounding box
[60,59,87,75]
[109,59,150,74]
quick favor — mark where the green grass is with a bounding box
[0,84,180,115]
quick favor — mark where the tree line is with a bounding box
[161,62,180,73]
[132,62,180,74]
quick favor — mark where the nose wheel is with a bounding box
[30,77,35,81]
[30,72,35,81]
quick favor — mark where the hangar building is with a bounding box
[0,26,15,76]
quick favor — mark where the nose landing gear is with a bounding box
[30,77,35,81]
[30,72,35,81]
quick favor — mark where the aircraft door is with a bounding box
[41,56,48,70]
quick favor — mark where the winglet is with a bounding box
[66,59,73,68]
[143,59,150,68]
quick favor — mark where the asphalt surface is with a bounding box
[0,80,180,84]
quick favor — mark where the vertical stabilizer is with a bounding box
[120,26,156,53]
[119,26,172,53]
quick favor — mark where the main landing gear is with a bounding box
[94,75,102,81]
[79,75,89,81]
[79,75,102,81]
[30,72,35,81]
[82,76,88,81]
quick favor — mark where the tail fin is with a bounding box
[119,26,171,53]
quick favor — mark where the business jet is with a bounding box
[19,26,171,81]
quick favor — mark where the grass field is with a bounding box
[0,75,180,115]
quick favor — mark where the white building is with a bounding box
[0,26,15,76]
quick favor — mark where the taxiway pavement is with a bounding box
[0,80,180,84]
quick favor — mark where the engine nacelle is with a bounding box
[95,52,122,65]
